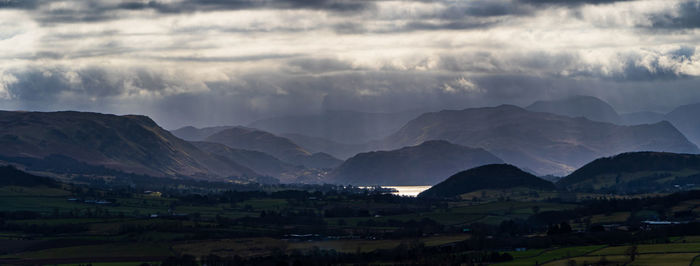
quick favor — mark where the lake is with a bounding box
[383,186,431,197]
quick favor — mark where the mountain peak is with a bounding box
[526,95,621,124]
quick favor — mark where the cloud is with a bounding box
[0,0,40,9]
[648,0,700,29]
[118,0,374,13]
[518,0,635,6]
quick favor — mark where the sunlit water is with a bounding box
[384,186,431,197]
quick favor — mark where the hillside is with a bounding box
[170,126,234,141]
[665,103,700,146]
[526,95,622,124]
[192,141,304,182]
[329,140,503,185]
[620,111,665,125]
[558,152,700,193]
[384,105,699,176]
[418,164,555,198]
[249,110,420,144]
[204,127,343,169]
[0,111,258,179]
[281,133,372,160]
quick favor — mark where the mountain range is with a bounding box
[0,111,258,180]
[328,140,503,185]
[526,95,622,124]
[383,105,699,176]
[204,127,342,169]
[248,110,420,144]
[526,96,700,147]
[191,141,304,183]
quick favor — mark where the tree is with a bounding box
[626,245,638,262]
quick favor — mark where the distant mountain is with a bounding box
[620,111,665,125]
[418,164,555,198]
[281,133,372,160]
[328,140,503,185]
[558,152,700,193]
[665,103,700,146]
[0,111,258,180]
[170,126,233,141]
[526,95,622,124]
[248,110,420,144]
[192,141,303,183]
[384,105,699,176]
[204,127,343,169]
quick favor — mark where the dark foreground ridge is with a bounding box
[418,164,556,198]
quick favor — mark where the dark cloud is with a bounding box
[117,0,373,13]
[648,1,700,29]
[441,0,534,18]
[402,20,497,31]
[286,58,357,74]
[517,0,635,6]
[0,0,39,9]
[2,66,176,101]
[2,0,374,24]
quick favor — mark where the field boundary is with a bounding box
[0,256,167,265]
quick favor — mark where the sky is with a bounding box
[0,0,699,129]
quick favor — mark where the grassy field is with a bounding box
[529,242,700,266]
[590,242,700,255]
[497,245,606,266]
[1,243,173,259]
[172,234,472,258]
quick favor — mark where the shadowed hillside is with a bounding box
[170,126,234,141]
[558,152,700,193]
[205,127,342,169]
[0,111,258,180]
[192,141,306,182]
[418,164,555,198]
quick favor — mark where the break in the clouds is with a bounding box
[1,0,700,128]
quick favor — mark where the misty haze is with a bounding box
[1,0,700,265]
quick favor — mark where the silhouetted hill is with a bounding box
[329,140,503,185]
[558,152,700,193]
[249,110,420,144]
[384,105,699,176]
[0,165,58,187]
[665,103,700,146]
[204,127,342,169]
[418,164,555,198]
[0,111,258,179]
[526,95,622,124]
[170,126,234,141]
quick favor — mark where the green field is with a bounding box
[1,243,173,259]
[497,245,606,266]
[590,243,700,255]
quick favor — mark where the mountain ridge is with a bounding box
[328,140,503,185]
[383,105,699,176]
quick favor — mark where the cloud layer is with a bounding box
[1,0,699,128]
